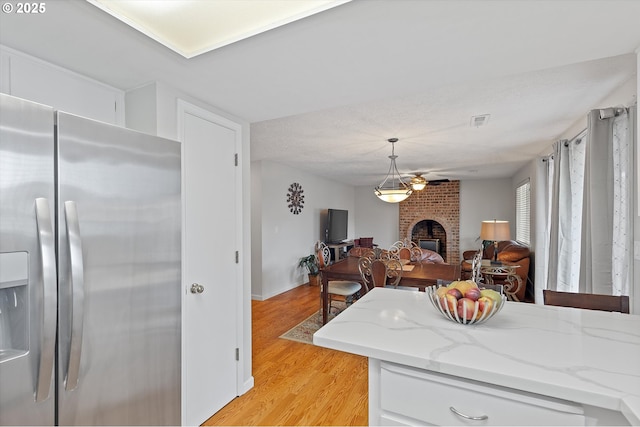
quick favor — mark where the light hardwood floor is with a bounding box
[203,284,368,426]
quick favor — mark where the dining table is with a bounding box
[320,256,461,324]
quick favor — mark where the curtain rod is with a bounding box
[563,128,587,147]
[599,107,627,119]
[542,104,634,161]
[541,127,587,161]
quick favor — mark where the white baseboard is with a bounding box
[252,282,307,301]
[239,376,254,395]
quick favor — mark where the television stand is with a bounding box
[326,241,354,262]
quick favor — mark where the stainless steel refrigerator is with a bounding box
[0,93,181,425]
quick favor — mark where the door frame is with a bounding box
[177,99,247,424]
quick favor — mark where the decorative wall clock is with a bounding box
[287,182,304,214]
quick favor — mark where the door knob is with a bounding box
[190,283,204,294]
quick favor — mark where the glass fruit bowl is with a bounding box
[426,282,507,325]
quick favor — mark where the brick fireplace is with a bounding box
[399,181,460,263]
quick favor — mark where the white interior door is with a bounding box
[180,103,241,426]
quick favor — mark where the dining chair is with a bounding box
[389,239,422,263]
[542,290,630,313]
[358,237,375,248]
[470,249,484,284]
[316,241,362,313]
[358,255,403,291]
[397,247,412,263]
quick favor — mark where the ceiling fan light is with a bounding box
[410,175,427,191]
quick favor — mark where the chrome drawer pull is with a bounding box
[450,406,489,421]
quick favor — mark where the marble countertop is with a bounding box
[313,287,640,425]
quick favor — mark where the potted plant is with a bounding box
[298,254,320,286]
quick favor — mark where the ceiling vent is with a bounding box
[470,114,490,127]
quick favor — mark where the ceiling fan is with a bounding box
[404,173,450,191]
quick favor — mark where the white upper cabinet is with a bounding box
[1,46,124,125]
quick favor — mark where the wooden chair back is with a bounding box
[315,241,331,269]
[389,239,423,262]
[543,290,629,314]
[398,247,411,261]
[358,257,402,291]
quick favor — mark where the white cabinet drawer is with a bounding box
[380,362,585,426]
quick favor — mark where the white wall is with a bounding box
[125,82,157,134]
[252,160,355,300]
[353,186,399,248]
[251,161,264,301]
[459,178,514,255]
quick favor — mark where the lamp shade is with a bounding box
[480,220,510,241]
[374,188,412,203]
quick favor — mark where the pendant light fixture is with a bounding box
[374,138,413,203]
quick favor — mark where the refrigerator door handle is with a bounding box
[64,201,85,391]
[34,198,57,402]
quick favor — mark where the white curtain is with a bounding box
[611,108,632,296]
[536,156,553,303]
[580,107,634,296]
[580,107,636,295]
[535,154,555,303]
[545,106,634,296]
[546,135,586,292]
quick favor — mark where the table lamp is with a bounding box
[480,220,510,265]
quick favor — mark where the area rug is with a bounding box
[280,302,346,345]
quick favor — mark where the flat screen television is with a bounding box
[326,208,348,243]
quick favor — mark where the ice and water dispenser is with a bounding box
[0,252,29,362]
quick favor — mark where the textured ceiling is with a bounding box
[252,54,636,184]
[0,0,638,186]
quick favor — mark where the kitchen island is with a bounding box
[313,287,640,426]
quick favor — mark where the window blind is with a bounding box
[516,180,531,246]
